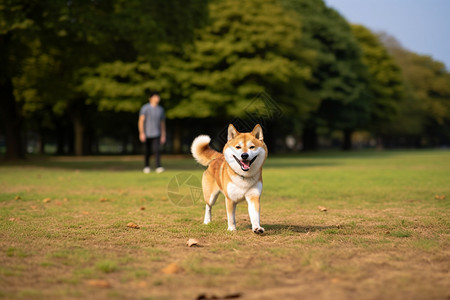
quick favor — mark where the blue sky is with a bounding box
[324,0,450,70]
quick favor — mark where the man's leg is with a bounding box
[151,136,161,168]
[144,138,151,168]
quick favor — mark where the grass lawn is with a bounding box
[0,150,449,300]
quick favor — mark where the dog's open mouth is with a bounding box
[233,155,258,172]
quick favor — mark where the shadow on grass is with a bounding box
[0,150,407,171]
[263,150,404,169]
[0,155,199,171]
[1,155,340,170]
[264,160,340,169]
[259,223,341,235]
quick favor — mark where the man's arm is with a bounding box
[138,115,146,143]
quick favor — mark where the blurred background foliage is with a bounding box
[1,0,449,158]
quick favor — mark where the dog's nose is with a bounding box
[241,153,249,160]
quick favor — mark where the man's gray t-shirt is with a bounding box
[139,103,165,138]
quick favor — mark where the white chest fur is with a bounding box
[226,176,262,202]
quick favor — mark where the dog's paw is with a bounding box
[252,227,265,234]
[227,226,237,232]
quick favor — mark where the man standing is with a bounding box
[138,93,166,173]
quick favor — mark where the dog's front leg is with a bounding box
[225,198,237,231]
[246,195,264,234]
[204,204,212,224]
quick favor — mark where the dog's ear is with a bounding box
[228,124,239,141]
[251,124,264,141]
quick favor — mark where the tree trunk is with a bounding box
[84,123,94,155]
[0,77,24,160]
[68,125,75,155]
[37,132,45,154]
[55,119,66,155]
[173,119,182,154]
[0,32,24,160]
[37,118,45,154]
[71,110,85,156]
[342,129,353,151]
[121,136,128,154]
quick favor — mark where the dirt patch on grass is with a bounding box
[2,196,449,300]
[1,153,449,299]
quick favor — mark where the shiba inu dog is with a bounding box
[191,124,268,233]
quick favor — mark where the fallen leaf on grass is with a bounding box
[434,194,446,200]
[82,211,89,215]
[99,197,108,202]
[162,262,182,274]
[86,279,111,288]
[224,293,242,299]
[331,278,340,284]
[186,238,200,247]
[140,206,146,211]
[127,222,140,229]
[318,206,327,212]
[14,196,21,200]
[43,198,51,203]
[197,292,242,299]
[130,281,148,288]
[196,294,216,300]
[9,218,19,222]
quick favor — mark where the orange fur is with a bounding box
[191,124,268,233]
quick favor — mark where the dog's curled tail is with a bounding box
[191,135,221,166]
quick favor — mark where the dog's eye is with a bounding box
[249,146,255,149]
[236,145,241,149]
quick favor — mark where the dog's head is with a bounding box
[223,124,268,177]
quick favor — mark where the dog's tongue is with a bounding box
[241,160,250,170]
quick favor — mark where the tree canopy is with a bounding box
[1,0,208,156]
[82,0,314,120]
[380,33,450,145]
[1,0,449,157]
[283,0,371,150]
[351,24,404,132]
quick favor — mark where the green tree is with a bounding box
[165,0,313,119]
[1,0,208,157]
[0,0,38,159]
[81,0,314,151]
[1,0,114,157]
[65,0,207,155]
[380,34,450,146]
[82,0,314,118]
[351,25,404,142]
[283,0,370,150]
